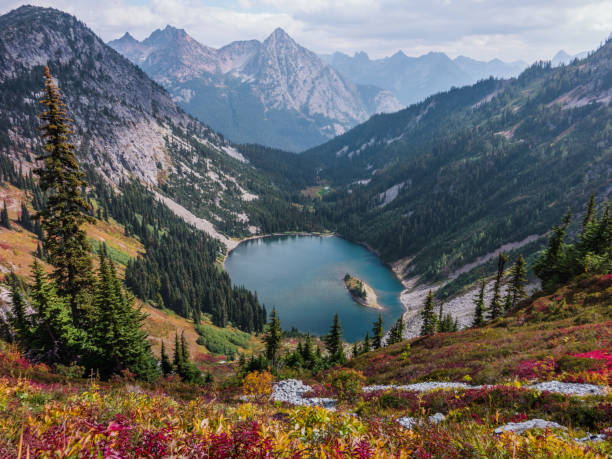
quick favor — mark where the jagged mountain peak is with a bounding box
[118,31,137,42]
[144,25,192,46]
[267,27,293,41]
[262,26,301,53]
[389,50,407,60]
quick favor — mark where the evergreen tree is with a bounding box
[1,201,10,229]
[91,248,157,380]
[301,333,313,361]
[175,330,201,383]
[263,308,282,366]
[388,315,405,345]
[576,201,612,274]
[472,280,486,327]
[8,273,30,347]
[352,342,359,358]
[534,212,572,291]
[173,332,182,371]
[180,330,189,365]
[505,254,527,312]
[35,243,44,260]
[582,193,596,230]
[36,67,94,323]
[420,291,436,336]
[372,314,384,349]
[325,313,345,363]
[160,341,173,376]
[488,253,508,319]
[29,260,87,364]
[18,202,33,232]
[438,313,458,332]
[362,332,371,354]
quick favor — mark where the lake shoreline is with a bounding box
[222,231,336,267]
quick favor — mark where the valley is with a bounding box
[0,3,610,457]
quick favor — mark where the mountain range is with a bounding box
[1,5,610,296]
[109,27,402,152]
[321,50,527,106]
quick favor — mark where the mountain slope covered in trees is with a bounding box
[304,41,612,281]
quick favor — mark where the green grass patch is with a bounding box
[194,323,251,357]
[89,239,132,266]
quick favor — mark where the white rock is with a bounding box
[363,382,473,393]
[528,381,608,396]
[270,379,337,410]
[575,433,609,443]
[494,419,566,435]
[398,412,445,429]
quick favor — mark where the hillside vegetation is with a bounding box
[302,40,612,283]
[349,274,611,385]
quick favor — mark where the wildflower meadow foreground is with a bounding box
[0,344,610,458]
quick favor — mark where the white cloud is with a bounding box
[1,0,610,62]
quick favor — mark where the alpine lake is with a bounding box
[225,235,405,341]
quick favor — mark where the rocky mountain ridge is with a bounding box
[321,49,527,106]
[109,26,402,151]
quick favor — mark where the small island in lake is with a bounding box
[343,273,382,309]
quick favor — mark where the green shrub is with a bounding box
[327,368,365,401]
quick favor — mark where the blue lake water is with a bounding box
[225,235,405,341]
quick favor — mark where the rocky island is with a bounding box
[343,273,382,309]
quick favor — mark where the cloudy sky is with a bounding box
[1,0,610,62]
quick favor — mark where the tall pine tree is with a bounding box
[472,280,486,327]
[388,315,405,345]
[582,194,596,230]
[160,340,173,376]
[29,260,88,364]
[1,201,10,229]
[264,308,282,366]
[420,291,436,336]
[36,67,94,323]
[534,212,571,291]
[505,254,527,311]
[8,273,30,347]
[488,253,508,319]
[92,247,157,380]
[325,313,345,363]
[372,314,384,349]
[362,332,371,354]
